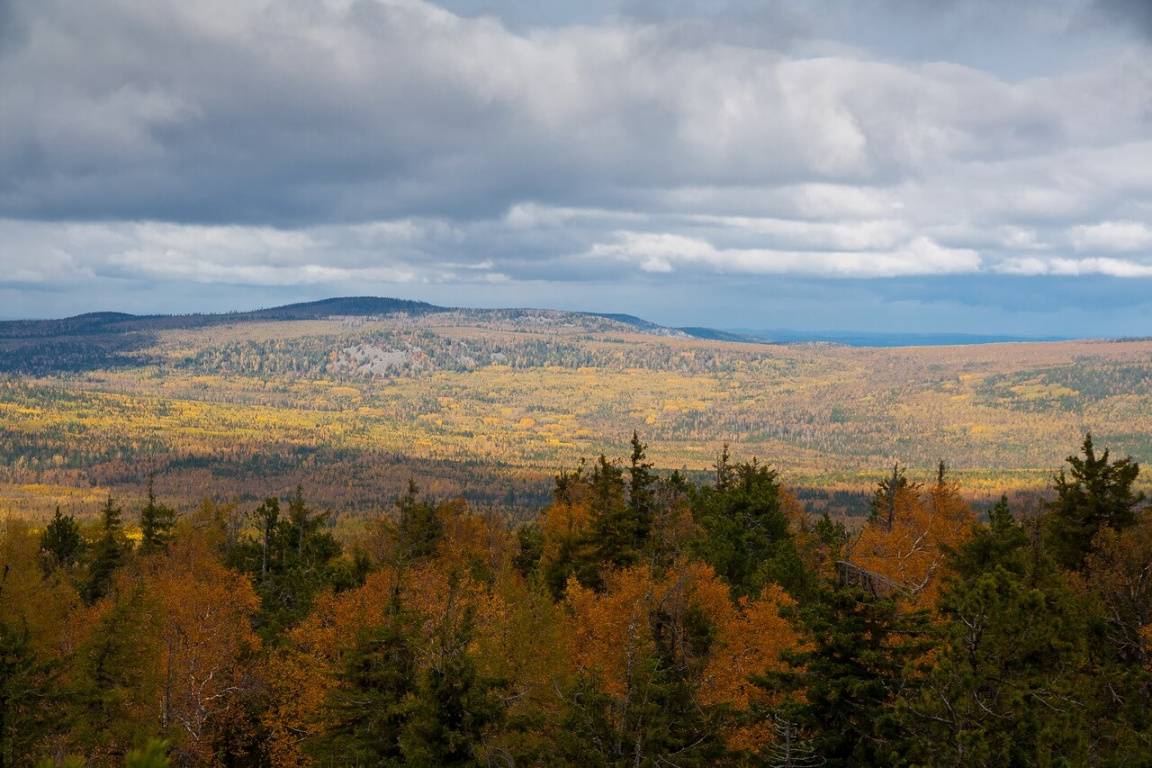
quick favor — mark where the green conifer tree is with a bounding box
[69,587,163,758]
[691,458,802,597]
[627,432,656,544]
[0,623,50,768]
[1044,433,1145,571]
[589,454,634,578]
[138,475,176,555]
[754,585,930,767]
[312,597,418,767]
[400,601,503,766]
[901,497,1094,766]
[40,507,83,572]
[84,494,126,604]
[396,481,442,562]
[235,492,344,640]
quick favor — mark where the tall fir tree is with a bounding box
[400,595,504,766]
[311,596,418,767]
[627,432,657,545]
[232,491,345,640]
[900,497,1095,766]
[68,585,164,759]
[691,457,803,597]
[588,454,635,579]
[754,584,931,767]
[138,475,176,556]
[39,508,83,572]
[396,481,442,562]
[252,497,280,583]
[0,622,51,768]
[1044,433,1145,571]
[84,494,127,605]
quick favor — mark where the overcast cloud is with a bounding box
[1,0,1151,334]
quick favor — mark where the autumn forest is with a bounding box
[2,300,1152,767]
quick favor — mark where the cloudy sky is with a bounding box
[2,0,1152,335]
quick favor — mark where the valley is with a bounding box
[2,298,1149,524]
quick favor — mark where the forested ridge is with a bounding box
[3,307,1152,765]
[3,434,1152,766]
[3,315,1152,527]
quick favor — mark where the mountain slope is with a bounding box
[0,297,447,374]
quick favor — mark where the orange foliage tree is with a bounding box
[565,560,799,755]
[850,464,975,607]
[148,534,262,764]
[262,498,563,767]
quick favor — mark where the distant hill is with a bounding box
[0,297,700,375]
[0,297,444,338]
[0,296,1095,375]
[0,296,448,374]
[677,327,771,344]
[237,296,445,321]
[732,329,1071,347]
[582,312,691,338]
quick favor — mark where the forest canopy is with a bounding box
[2,433,1151,766]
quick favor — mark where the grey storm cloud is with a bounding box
[4,0,1149,224]
[1,0,1152,334]
[1095,0,1152,36]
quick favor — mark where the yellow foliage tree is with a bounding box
[566,560,799,753]
[1086,512,1152,670]
[149,534,262,763]
[849,467,975,608]
[0,518,93,661]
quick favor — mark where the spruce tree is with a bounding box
[138,475,176,555]
[511,523,543,579]
[627,432,656,544]
[282,485,340,572]
[312,598,418,767]
[400,603,504,766]
[1045,433,1145,571]
[0,623,50,768]
[691,458,800,597]
[69,586,163,757]
[396,481,442,562]
[754,584,930,767]
[901,497,1094,766]
[242,491,344,640]
[588,454,634,578]
[40,508,83,572]
[252,497,280,582]
[84,494,126,604]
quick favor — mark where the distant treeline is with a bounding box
[0,298,443,375]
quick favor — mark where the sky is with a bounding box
[2,0,1152,335]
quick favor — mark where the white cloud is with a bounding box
[996,256,1152,276]
[503,203,644,229]
[1070,221,1152,252]
[589,232,983,277]
[0,219,427,286]
[686,215,911,251]
[6,0,1152,222]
